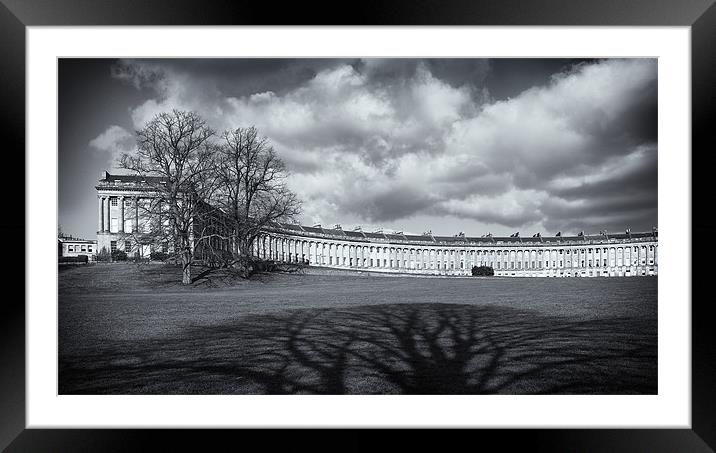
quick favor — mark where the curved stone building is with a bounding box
[255,224,658,277]
[97,171,657,277]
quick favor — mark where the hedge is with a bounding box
[471,265,495,276]
[59,255,89,264]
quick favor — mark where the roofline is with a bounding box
[264,222,657,246]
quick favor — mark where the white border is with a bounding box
[27,26,691,428]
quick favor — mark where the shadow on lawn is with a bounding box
[59,303,656,394]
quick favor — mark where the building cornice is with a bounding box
[263,225,657,248]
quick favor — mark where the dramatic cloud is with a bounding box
[88,125,135,167]
[97,58,657,235]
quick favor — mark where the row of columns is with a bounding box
[250,234,658,274]
[98,195,140,234]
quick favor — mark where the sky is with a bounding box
[58,58,657,240]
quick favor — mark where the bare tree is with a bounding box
[119,110,217,284]
[212,126,301,275]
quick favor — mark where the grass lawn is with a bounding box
[59,263,657,394]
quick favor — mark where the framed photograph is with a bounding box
[4,0,714,450]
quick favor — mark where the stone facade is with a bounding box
[96,171,162,257]
[95,171,231,258]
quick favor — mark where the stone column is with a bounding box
[98,196,104,232]
[104,197,111,232]
[134,197,140,233]
[119,196,125,233]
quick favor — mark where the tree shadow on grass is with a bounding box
[59,303,656,394]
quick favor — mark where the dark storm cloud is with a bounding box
[358,58,491,93]
[111,58,354,98]
[340,184,438,223]
[550,148,658,201]
[84,57,658,235]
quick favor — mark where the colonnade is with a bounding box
[98,195,140,234]
[250,233,658,277]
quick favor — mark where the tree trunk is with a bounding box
[182,253,192,285]
[236,237,254,278]
[181,237,192,284]
[238,238,250,259]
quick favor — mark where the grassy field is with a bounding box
[59,263,657,394]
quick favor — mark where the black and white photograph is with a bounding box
[57,57,658,395]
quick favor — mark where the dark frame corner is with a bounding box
[2,0,714,450]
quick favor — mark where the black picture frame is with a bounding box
[2,0,714,450]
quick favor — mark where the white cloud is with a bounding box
[88,125,135,169]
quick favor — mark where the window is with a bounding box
[67,245,74,252]
[88,246,93,253]
[125,241,132,253]
[81,245,87,252]
[110,241,117,252]
[110,198,118,206]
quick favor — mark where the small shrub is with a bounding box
[96,247,111,262]
[59,255,89,264]
[471,265,494,276]
[111,250,128,261]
